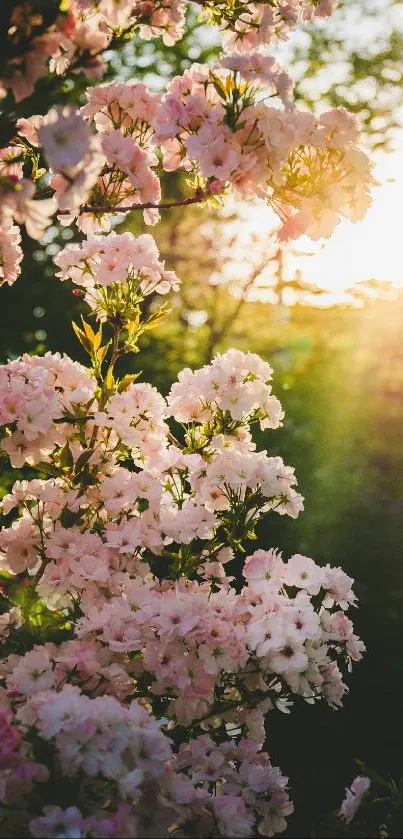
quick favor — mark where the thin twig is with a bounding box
[62,191,209,216]
[204,256,270,361]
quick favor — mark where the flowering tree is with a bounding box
[0,3,370,837]
[0,0,375,287]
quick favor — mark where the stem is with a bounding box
[108,322,121,375]
[62,192,209,216]
[89,321,121,449]
[205,257,270,362]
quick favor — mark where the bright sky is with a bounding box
[241,0,403,302]
[246,148,403,301]
[268,0,403,300]
[143,0,403,305]
[286,150,403,294]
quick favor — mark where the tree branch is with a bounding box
[61,191,209,216]
[204,258,270,362]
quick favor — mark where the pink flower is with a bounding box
[29,806,85,838]
[340,776,371,824]
[319,107,360,150]
[8,648,56,696]
[322,565,357,609]
[246,610,285,658]
[102,130,134,169]
[3,178,56,240]
[243,549,285,593]
[220,53,293,104]
[186,127,241,181]
[0,217,23,286]
[283,554,324,595]
[16,115,47,147]
[39,107,92,172]
[270,637,309,675]
[214,794,255,837]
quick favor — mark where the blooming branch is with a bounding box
[0,224,365,832]
[0,3,367,838]
[68,189,209,215]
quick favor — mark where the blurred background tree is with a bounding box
[290,0,403,151]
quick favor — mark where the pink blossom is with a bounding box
[283,554,325,595]
[340,776,371,824]
[0,218,23,286]
[243,549,285,593]
[29,806,85,839]
[39,107,92,171]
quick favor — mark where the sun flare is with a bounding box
[246,148,403,303]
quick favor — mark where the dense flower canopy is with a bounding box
[0,2,370,837]
[0,334,364,836]
[1,0,338,105]
[0,0,373,287]
[0,262,364,836]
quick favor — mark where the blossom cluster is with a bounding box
[0,0,187,105]
[0,283,364,834]
[54,230,180,318]
[200,1,338,53]
[63,67,373,241]
[0,217,23,288]
[74,551,362,729]
[0,3,367,836]
[0,281,364,834]
[0,132,57,284]
[167,347,284,428]
[1,1,338,106]
[0,41,373,285]
[0,680,293,838]
[0,352,95,467]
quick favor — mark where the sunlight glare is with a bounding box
[246,150,403,302]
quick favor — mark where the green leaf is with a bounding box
[354,760,391,790]
[93,342,112,380]
[81,319,98,349]
[72,321,93,355]
[137,498,149,513]
[117,374,140,393]
[74,449,95,474]
[104,368,115,392]
[60,507,81,528]
[34,461,60,478]
[212,79,228,100]
[96,342,110,365]
[59,443,74,470]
